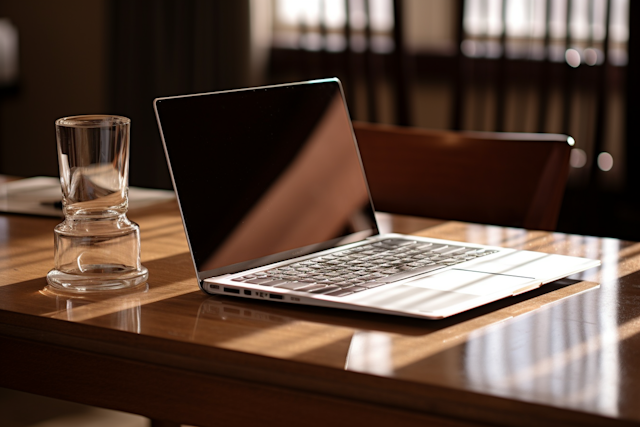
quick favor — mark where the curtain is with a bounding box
[110,0,251,189]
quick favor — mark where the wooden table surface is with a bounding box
[1,186,639,426]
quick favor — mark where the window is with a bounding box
[272,0,395,53]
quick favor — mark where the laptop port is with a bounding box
[269,294,283,300]
[223,287,240,294]
[244,290,251,295]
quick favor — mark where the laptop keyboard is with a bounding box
[231,239,498,297]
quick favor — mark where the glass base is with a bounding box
[46,264,149,292]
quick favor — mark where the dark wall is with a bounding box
[0,0,252,189]
[110,0,251,189]
[0,0,109,178]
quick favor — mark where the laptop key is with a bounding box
[245,277,278,284]
[374,264,447,283]
[324,289,355,297]
[479,250,497,257]
[308,285,341,294]
[378,239,416,247]
[273,281,316,290]
[261,279,289,286]
[442,260,461,265]
[415,243,434,249]
[437,247,468,255]
[428,245,451,253]
[292,284,330,292]
[360,282,388,289]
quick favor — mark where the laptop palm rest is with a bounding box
[355,270,537,314]
[454,250,598,282]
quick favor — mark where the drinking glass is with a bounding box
[46,115,148,291]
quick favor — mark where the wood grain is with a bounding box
[2,199,640,426]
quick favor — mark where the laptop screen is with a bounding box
[155,79,379,278]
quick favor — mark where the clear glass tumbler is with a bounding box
[46,115,149,291]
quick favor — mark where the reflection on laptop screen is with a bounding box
[155,79,378,277]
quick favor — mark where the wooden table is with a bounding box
[1,191,639,426]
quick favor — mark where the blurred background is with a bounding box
[0,0,636,240]
[0,2,636,425]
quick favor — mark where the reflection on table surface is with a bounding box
[1,201,640,424]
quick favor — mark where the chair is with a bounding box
[353,121,573,231]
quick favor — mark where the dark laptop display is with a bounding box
[155,79,378,279]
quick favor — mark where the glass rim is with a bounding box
[56,115,131,128]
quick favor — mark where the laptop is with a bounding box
[153,78,599,319]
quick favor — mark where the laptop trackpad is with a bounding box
[456,250,599,282]
[362,270,537,313]
[404,269,536,295]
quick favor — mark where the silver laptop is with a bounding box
[153,78,599,319]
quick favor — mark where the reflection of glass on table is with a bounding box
[46,115,148,292]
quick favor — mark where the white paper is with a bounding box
[0,176,175,218]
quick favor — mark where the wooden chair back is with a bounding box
[353,121,573,230]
